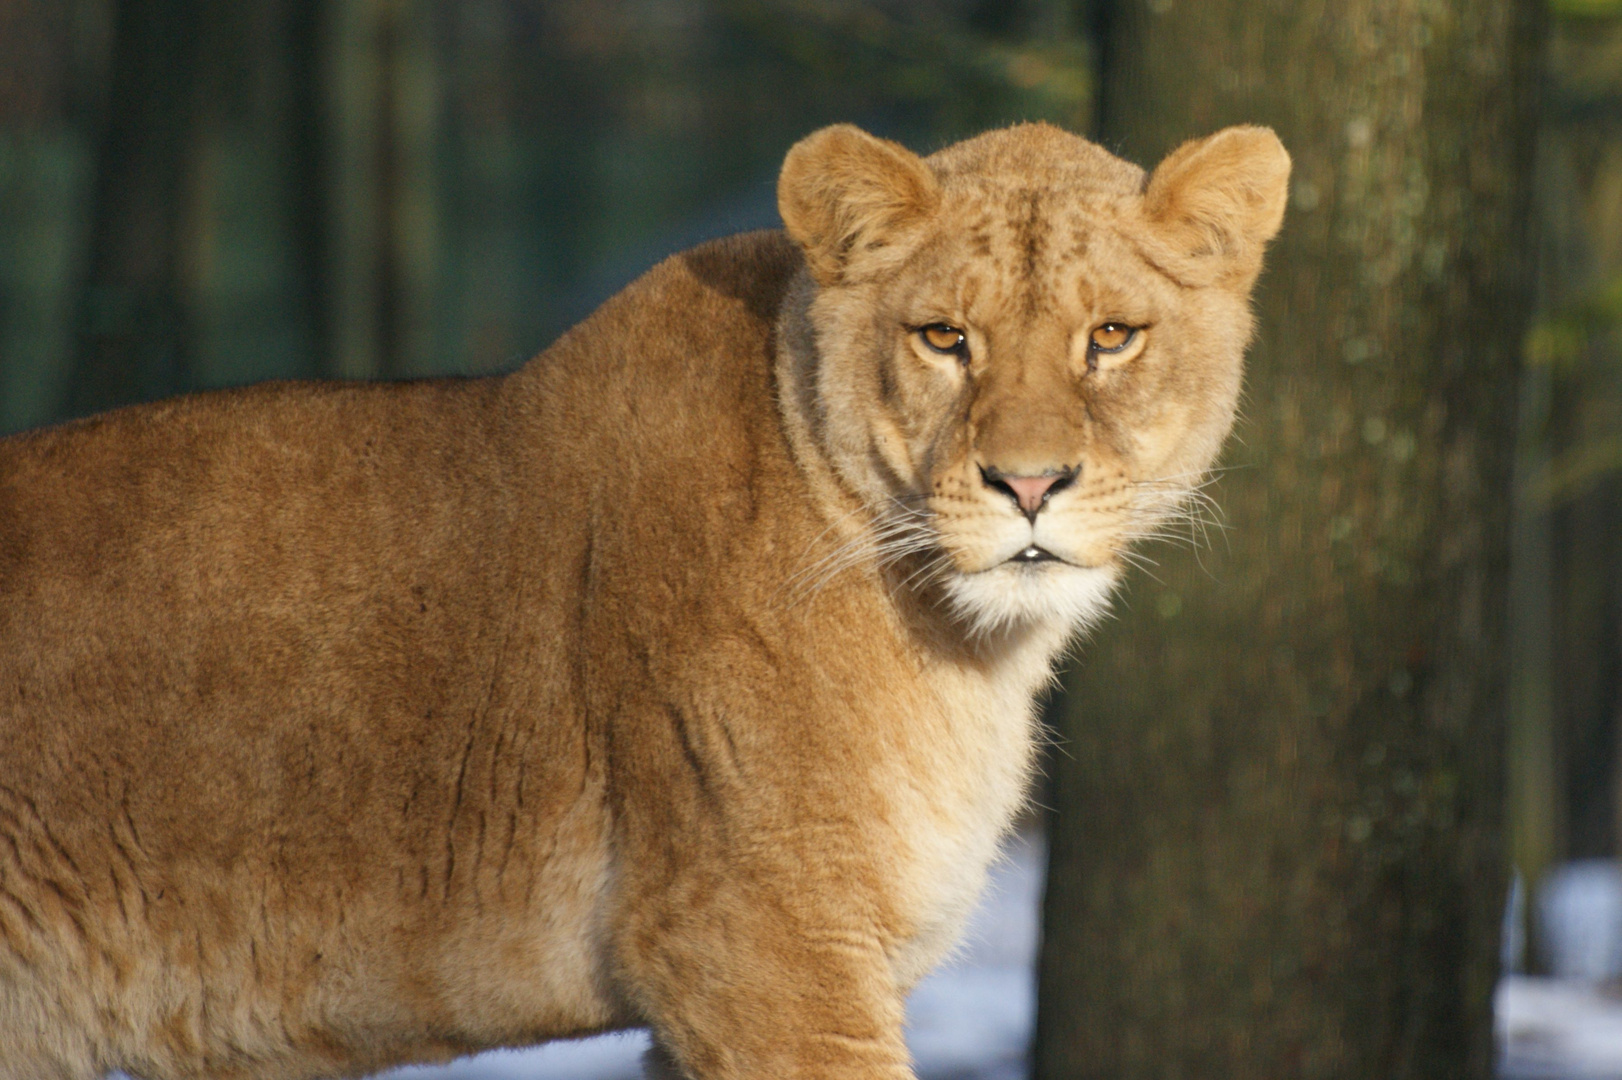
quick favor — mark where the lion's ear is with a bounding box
[778,124,941,287]
[1142,125,1291,289]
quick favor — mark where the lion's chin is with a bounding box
[941,561,1119,639]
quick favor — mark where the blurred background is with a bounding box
[4,0,1622,1077]
[0,0,1088,427]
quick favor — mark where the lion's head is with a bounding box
[777,122,1290,636]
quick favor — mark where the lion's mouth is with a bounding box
[1008,545,1061,564]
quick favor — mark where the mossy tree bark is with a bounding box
[1036,2,1542,1077]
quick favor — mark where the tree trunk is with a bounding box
[1535,13,1622,873]
[1035,2,1542,1077]
[286,0,332,380]
[65,0,203,417]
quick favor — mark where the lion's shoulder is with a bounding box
[553,230,802,361]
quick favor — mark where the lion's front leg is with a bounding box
[629,923,914,1080]
[610,831,917,1080]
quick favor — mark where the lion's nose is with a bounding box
[979,466,1078,523]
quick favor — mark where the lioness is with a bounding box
[0,122,1287,1079]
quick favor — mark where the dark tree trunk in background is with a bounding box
[286,0,333,379]
[65,0,203,416]
[1510,10,1622,939]
[1537,18,1622,869]
[1036,2,1542,1077]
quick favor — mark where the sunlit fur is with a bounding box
[0,122,1287,1080]
[778,122,1291,642]
[941,563,1121,641]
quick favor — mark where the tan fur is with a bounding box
[0,122,1287,1080]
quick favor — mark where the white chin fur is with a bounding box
[942,562,1119,638]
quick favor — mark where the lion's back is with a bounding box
[0,229,825,1079]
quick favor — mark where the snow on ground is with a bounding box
[378,833,1046,1080]
[1497,978,1622,1080]
[1496,858,1622,1079]
[896,830,1044,1080]
[380,1035,649,1080]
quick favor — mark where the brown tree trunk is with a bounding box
[1035,2,1542,1077]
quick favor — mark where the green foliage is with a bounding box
[1523,4,1622,510]
[1524,272,1622,504]
[1525,273,1622,371]
[1551,0,1622,18]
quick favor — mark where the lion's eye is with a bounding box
[1089,323,1136,353]
[920,324,967,355]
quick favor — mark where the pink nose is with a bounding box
[1003,475,1063,516]
[973,460,1077,518]
[979,466,1078,521]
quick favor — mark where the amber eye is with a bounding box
[920,324,967,355]
[1089,323,1136,353]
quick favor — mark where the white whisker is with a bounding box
[776,494,943,608]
